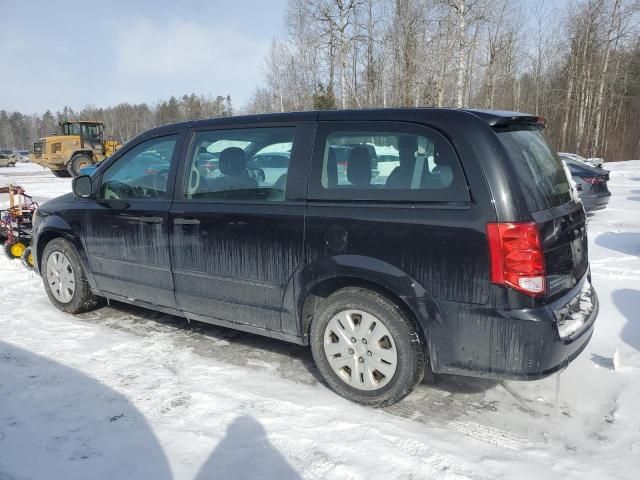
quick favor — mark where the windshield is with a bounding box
[497,128,571,211]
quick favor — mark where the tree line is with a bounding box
[2,0,639,161]
[247,0,640,161]
[0,94,233,150]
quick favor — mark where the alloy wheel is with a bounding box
[46,251,76,303]
[323,309,398,391]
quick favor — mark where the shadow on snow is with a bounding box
[195,415,301,480]
[0,341,172,479]
[612,289,640,352]
[595,232,640,257]
[0,341,302,480]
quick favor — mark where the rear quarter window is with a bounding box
[309,122,470,203]
[497,128,571,211]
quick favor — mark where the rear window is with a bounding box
[497,128,571,211]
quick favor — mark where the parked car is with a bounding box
[16,150,31,162]
[0,153,17,167]
[559,155,611,212]
[246,142,292,185]
[372,145,400,182]
[32,109,598,407]
[586,157,605,168]
[558,152,603,169]
[1,149,17,164]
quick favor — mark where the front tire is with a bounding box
[68,154,93,177]
[42,238,101,313]
[310,287,426,407]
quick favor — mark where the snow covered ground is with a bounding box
[1,162,639,479]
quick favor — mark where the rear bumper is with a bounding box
[581,193,611,212]
[422,273,598,380]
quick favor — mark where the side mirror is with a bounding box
[72,175,93,198]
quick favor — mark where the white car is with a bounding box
[558,152,603,168]
[0,154,16,168]
[16,150,31,162]
[247,152,290,185]
[373,145,400,183]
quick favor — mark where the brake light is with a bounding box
[582,177,603,184]
[486,222,546,297]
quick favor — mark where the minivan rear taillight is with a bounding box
[486,222,546,297]
[582,176,604,184]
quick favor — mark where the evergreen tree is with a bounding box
[312,83,337,110]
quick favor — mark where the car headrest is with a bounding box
[347,146,371,186]
[327,148,338,188]
[432,164,454,188]
[219,147,246,177]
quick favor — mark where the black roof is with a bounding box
[148,107,541,136]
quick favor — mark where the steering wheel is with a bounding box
[187,164,201,196]
[104,180,134,200]
[104,188,120,200]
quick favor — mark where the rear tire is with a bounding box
[68,154,93,177]
[42,238,101,313]
[310,287,426,407]
[51,169,71,178]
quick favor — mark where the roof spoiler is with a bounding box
[462,109,545,128]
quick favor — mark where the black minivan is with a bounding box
[32,109,598,406]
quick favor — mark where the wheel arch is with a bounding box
[295,256,435,348]
[35,221,97,290]
[36,228,64,270]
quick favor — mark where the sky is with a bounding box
[0,0,287,114]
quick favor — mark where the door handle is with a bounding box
[140,217,163,223]
[140,216,163,224]
[174,218,200,225]
[121,215,164,224]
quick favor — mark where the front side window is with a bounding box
[81,124,102,140]
[183,128,294,202]
[100,135,177,200]
[309,123,469,202]
[63,123,81,135]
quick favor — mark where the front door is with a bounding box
[169,124,312,335]
[84,132,183,309]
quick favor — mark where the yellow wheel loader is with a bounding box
[31,121,122,177]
